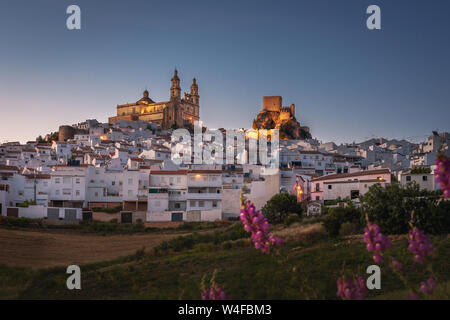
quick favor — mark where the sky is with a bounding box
[0,0,449,144]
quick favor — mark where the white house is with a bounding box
[311,168,391,202]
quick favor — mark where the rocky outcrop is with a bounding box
[252,96,311,140]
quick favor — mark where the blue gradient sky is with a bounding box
[1,0,449,144]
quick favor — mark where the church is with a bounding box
[109,69,200,130]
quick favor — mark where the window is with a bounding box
[112,181,115,185]
[406,176,411,182]
[76,190,80,196]
[18,190,24,196]
[55,177,60,184]
[315,196,320,201]
[95,192,99,197]
[128,190,133,197]
[128,178,133,185]
[350,190,360,199]
[190,200,196,207]
[43,181,48,187]
[315,183,320,191]
[63,189,71,195]
[55,190,60,195]
[328,185,332,189]
[169,177,174,184]
[174,203,181,209]
[176,177,181,183]
[212,201,218,208]
[75,178,80,184]
[199,201,205,207]
[422,176,428,181]
[63,177,70,184]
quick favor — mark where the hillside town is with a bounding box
[1,71,449,222]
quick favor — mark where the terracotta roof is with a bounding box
[189,170,222,174]
[23,174,51,179]
[151,170,188,175]
[311,169,390,182]
[0,165,19,171]
[129,158,144,162]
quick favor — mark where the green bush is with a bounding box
[361,182,446,235]
[339,221,361,237]
[322,206,362,238]
[16,200,36,208]
[0,216,32,228]
[261,193,303,224]
[155,223,249,253]
[283,214,301,227]
[91,205,122,213]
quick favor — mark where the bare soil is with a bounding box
[0,228,187,269]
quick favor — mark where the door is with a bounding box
[6,207,18,217]
[47,208,60,220]
[64,209,77,221]
[121,211,132,223]
[82,211,92,222]
[171,212,183,222]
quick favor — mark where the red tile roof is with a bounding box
[311,169,390,182]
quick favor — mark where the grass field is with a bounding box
[0,220,449,300]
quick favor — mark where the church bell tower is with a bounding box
[170,68,181,100]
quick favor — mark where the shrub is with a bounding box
[261,193,303,224]
[0,216,32,228]
[339,221,361,237]
[91,205,122,213]
[361,182,446,235]
[16,200,36,208]
[283,214,301,227]
[322,206,362,238]
[155,223,249,253]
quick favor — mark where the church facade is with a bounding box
[109,69,200,130]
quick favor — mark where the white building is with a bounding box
[311,168,391,202]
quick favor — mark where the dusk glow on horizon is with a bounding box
[1,0,449,144]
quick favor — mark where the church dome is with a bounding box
[137,90,154,104]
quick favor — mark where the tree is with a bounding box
[322,206,362,237]
[261,193,303,224]
[360,182,445,234]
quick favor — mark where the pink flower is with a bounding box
[404,290,419,300]
[363,222,392,263]
[201,284,231,300]
[419,278,437,295]
[435,153,450,198]
[407,228,433,264]
[337,276,367,300]
[391,258,402,271]
[240,201,282,254]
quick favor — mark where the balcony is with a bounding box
[186,191,222,200]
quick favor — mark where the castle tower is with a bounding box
[290,103,295,117]
[170,68,181,100]
[190,78,199,105]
